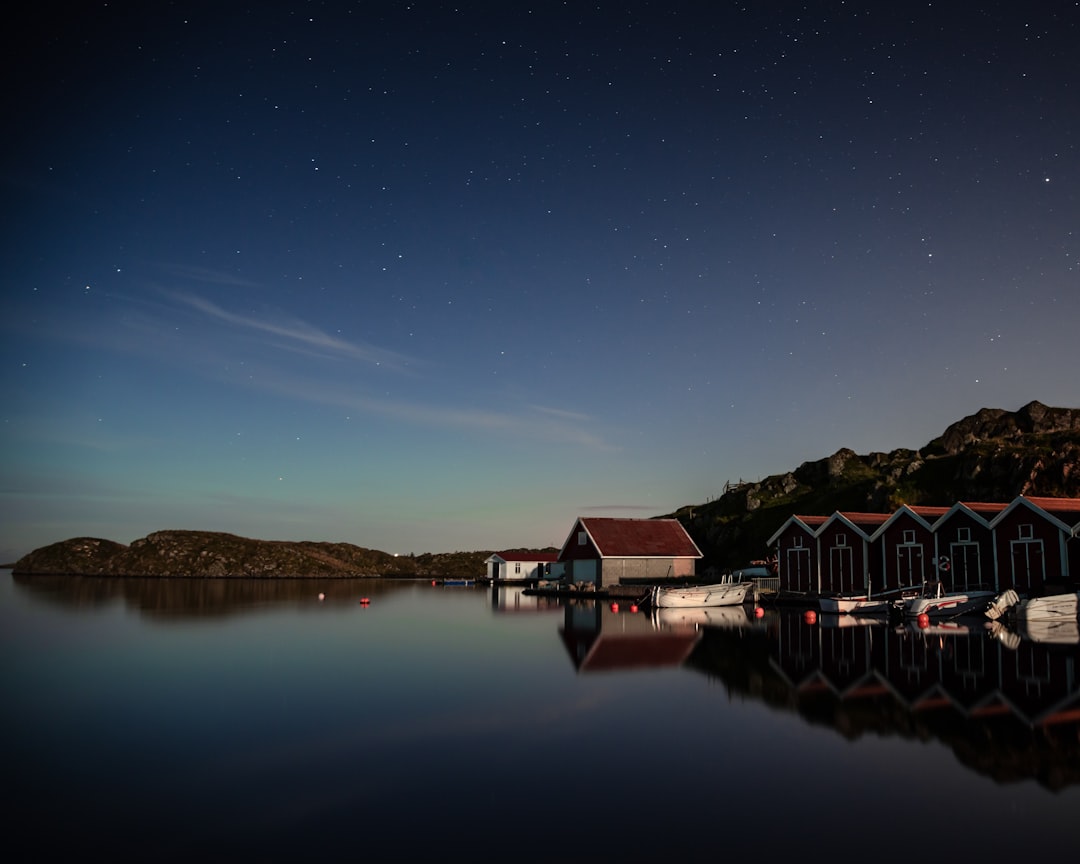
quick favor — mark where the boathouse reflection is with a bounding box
[557,600,1080,790]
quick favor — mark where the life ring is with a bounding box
[937,555,950,573]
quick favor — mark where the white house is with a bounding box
[485,550,560,582]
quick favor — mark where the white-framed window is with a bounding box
[902,529,915,544]
[835,533,847,547]
[793,535,804,548]
[514,562,521,574]
[958,527,971,542]
[578,531,587,545]
[1018,523,1034,540]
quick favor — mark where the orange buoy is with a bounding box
[754,606,764,618]
[804,609,817,624]
[917,613,930,628]
[610,602,619,612]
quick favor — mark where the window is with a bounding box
[902,529,915,544]
[578,531,587,545]
[514,562,521,574]
[835,533,847,547]
[793,536,804,548]
[958,527,970,542]
[1018,523,1034,540]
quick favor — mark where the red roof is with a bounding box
[1021,497,1080,523]
[492,550,559,562]
[830,512,891,527]
[958,501,1011,515]
[574,517,702,558]
[792,515,830,527]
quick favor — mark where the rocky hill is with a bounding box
[12,530,493,579]
[670,400,1080,571]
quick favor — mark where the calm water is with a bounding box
[4,572,1078,863]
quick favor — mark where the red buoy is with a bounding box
[804,609,817,624]
[917,613,930,628]
[360,597,370,605]
[630,604,639,613]
[610,602,619,612]
[431,580,436,586]
[754,606,764,618]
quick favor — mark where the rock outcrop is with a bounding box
[675,400,1080,570]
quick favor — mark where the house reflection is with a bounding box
[558,600,702,673]
[558,600,763,673]
[489,582,563,614]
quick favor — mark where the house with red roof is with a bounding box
[989,497,1080,593]
[814,512,890,596]
[929,502,1008,591]
[868,505,950,593]
[768,515,828,595]
[557,516,702,587]
[485,549,559,582]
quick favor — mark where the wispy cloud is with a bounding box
[579,504,660,512]
[251,371,613,449]
[167,290,416,371]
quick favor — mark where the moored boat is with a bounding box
[650,578,752,608]
[819,585,920,616]
[985,588,1080,623]
[903,582,997,618]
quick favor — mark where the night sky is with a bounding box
[3,2,1078,562]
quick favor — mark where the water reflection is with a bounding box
[11,573,419,617]
[10,573,1080,793]
[547,595,1080,791]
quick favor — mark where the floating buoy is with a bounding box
[917,613,930,628]
[318,593,325,601]
[630,604,639,613]
[754,606,764,618]
[610,602,619,612]
[360,597,370,605]
[431,580,436,586]
[804,609,817,624]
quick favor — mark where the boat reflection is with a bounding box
[652,603,761,632]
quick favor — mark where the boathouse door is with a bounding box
[1010,539,1044,593]
[786,546,813,593]
[949,542,982,590]
[896,543,925,588]
[829,545,856,594]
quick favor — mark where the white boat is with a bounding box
[1019,591,1079,622]
[903,582,997,618]
[819,586,920,616]
[985,588,1079,623]
[819,595,893,616]
[649,579,752,608]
